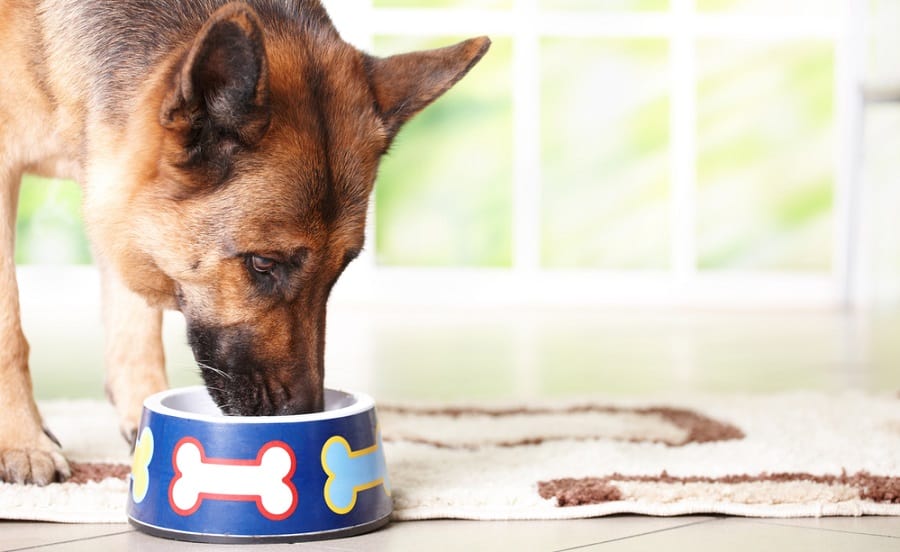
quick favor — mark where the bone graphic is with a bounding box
[130,427,154,504]
[321,431,390,515]
[169,437,298,520]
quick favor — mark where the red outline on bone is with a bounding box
[168,437,298,520]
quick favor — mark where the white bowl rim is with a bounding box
[143,386,374,424]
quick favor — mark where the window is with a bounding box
[325,0,858,307]
[17,0,861,309]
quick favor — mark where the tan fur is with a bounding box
[0,0,489,484]
[0,0,74,485]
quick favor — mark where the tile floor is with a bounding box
[3,516,899,551]
[5,304,900,550]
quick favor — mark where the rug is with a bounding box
[1,392,898,523]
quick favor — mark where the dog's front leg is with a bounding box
[0,170,70,484]
[100,262,168,445]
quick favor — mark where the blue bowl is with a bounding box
[127,386,392,543]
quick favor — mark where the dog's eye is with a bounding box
[249,255,277,274]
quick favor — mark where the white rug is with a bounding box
[1,392,898,523]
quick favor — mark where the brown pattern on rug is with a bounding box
[68,462,130,485]
[538,471,900,507]
[379,403,744,448]
[3,394,898,522]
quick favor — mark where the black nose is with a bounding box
[273,393,324,416]
[235,382,324,417]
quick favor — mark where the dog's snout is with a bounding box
[274,393,324,416]
[206,376,323,417]
[254,381,324,417]
[270,377,325,416]
[187,322,325,417]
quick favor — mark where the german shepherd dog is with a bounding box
[0,0,488,485]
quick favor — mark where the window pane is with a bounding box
[697,41,835,271]
[541,39,670,269]
[374,0,512,8]
[373,37,513,267]
[696,0,838,15]
[540,0,668,11]
[16,176,91,265]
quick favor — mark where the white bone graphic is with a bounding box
[169,438,297,520]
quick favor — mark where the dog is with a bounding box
[0,0,489,485]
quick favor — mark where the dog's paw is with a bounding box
[0,433,71,486]
[119,406,143,452]
[121,424,138,452]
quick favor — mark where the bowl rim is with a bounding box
[143,386,374,424]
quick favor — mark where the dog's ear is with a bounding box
[160,3,270,183]
[366,37,491,142]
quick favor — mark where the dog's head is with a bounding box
[100,2,489,415]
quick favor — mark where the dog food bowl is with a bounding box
[126,386,391,543]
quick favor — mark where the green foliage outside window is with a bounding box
[541,38,671,269]
[696,41,834,270]
[374,36,514,267]
[16,175,91,265]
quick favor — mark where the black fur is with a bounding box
[164,10,272,184]
[187,322,322,415]
[37,0,335,124]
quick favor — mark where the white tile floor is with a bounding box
[2,516,899,551]
[5,306,900,550]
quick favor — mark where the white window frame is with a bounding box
[324,0,865,309]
